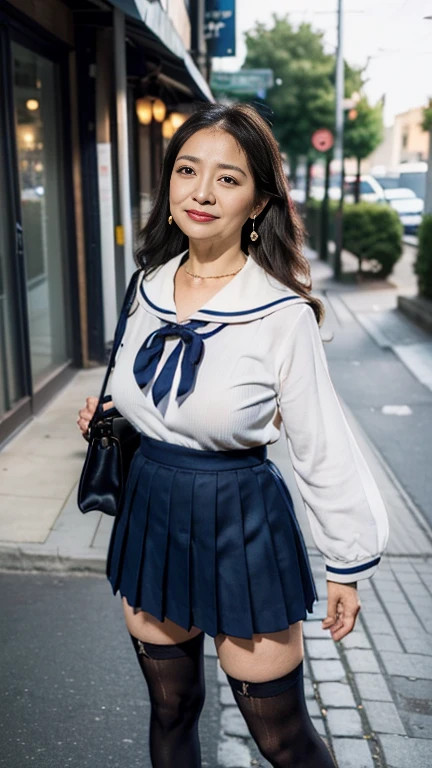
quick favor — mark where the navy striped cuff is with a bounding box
[325,557,381,583]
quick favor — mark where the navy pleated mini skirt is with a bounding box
[106,434,317,639]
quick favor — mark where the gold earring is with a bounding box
[250,215,259,242]
[168,214,173,225]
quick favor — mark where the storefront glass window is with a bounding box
[0,130,25,419]
[13,43,70,385]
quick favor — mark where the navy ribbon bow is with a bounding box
[133,320,225,408]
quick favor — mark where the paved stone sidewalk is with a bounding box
[216,554,432,768]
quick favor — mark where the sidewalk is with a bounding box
[0,253,431,767]
[311,242,432,393]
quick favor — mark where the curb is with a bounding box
[398,294,432,336]
[0,543,106,574]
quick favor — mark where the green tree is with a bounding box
[344,98,384,202]
[302,63,364,200]
[422,98,432,131]
[344,63,364,102]
[242,15,367,193]
[422,99,432,215]
[243,15,335,182]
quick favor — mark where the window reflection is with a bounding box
[13,43,70,384]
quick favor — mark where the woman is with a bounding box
[77,103,389,767]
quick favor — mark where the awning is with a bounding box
[108,0,214,102]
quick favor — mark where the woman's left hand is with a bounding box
[322,581,361,641]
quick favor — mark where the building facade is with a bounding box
[397,106,429,165]
[0,0,212,447]
[368,106,429,172]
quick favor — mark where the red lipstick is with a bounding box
[186,210,218,222]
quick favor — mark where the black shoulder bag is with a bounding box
[77,270,142,517]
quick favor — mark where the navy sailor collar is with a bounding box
[137,249,308,324]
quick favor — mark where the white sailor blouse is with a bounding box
[111,250,389,584]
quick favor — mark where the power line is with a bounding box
[286,9,364,14]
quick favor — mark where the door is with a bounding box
[12,41,71,386]
[0,14,75,445]
[0,20,30,427]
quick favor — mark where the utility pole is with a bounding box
[320,152,332,262]
[425,120,432,215]
[333,0,344,280]
[113,8,135,287]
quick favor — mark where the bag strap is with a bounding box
[92,269,142,423]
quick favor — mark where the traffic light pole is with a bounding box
[320,152,331,262]
[333,0,344,280]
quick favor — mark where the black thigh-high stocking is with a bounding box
[129,631,205,768]
[225,660,335,768]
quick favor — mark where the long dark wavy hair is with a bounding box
[135,102,324,324]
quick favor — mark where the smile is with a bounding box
[186,210,218,222]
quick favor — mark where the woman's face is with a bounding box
[169,127,260,244]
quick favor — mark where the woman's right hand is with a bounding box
[77,396,99,436]
[77,396,115,437]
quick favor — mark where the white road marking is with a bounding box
[381,405,413,416]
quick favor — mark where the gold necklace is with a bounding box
[184,261,245,281]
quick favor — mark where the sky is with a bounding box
[211,0,432,126]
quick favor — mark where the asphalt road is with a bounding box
[0,573,220,768]
[324,301,432,527]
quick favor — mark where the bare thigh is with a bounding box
[122,597,204,644]
[215,621,304,682]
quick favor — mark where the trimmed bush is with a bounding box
[342,202,403,278]
[415,215,432,299]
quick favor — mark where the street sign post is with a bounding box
[311,128,334,153]
[310,129,334,264]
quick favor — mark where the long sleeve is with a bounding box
[276,304,389,583]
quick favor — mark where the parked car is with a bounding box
[342,175,386,203]
[382,187,424,233]
[310,174,385,203]
[372,173,400,191]
[372,162,427,201]
[398,162,427,201]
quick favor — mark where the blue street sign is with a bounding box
[204,0,236,57]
